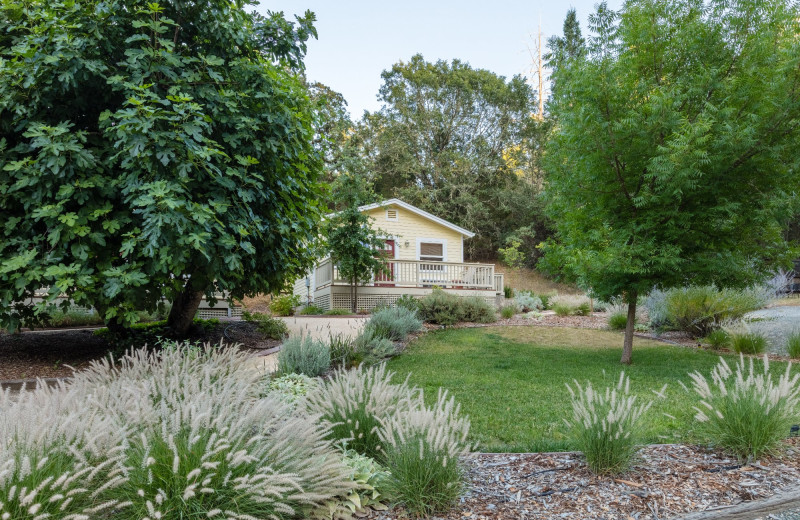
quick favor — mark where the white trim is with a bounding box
[416,238,448,262]
[356,199,476,238]
[385,208,399,221]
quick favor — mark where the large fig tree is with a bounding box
[0,0,324,334]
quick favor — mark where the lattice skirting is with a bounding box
[314,293,331,311]
[331,293,403,312]
[196,306,243,319]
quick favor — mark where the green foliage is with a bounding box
[356,54,551,259]
[298,304,326,315]
[354,329,398,361]
[662,286,767,337]
[500,305,516,319]
[318,450,389,518]
[459,297,497,324]
[278,335,331,377]
[328,333,359,368]
[730,331,768,355]
[26,307,103,328]
[704,329,731,351]
[270,294,301,317]
[498,225,542,269]
[417,290,495,325]
[0,0,324,333]
[364,306,423,342]
[264,373,319,406]
[574,302,592,316]
[94,318,219,353]
[324,173,387,312]
[543,0,800,361]
[242,310,289,340]
[567,374,653,475]
[690,356,800,461]
[553,303,573,317]
[325,308,353,316]
[395,294,421,313]
[503,286,514,299]
[608,312,628,331]
[417,290,463,326]
[787,330,800,359]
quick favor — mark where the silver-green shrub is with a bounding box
[365,306,423,341]
[689,355,800,461]
[565,373,653,475]
[354,328,398,360]
[512,290,542,312]
[278,334,331,376]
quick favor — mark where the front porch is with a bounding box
[309,258,504,311]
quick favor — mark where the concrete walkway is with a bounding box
[244,316,368,375]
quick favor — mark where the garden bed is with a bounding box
[375,442,800,520]
[0,321,280,380]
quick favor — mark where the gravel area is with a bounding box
[374,442,800,520]
[744,306,800,356]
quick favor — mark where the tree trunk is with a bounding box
[351,277,358,314]
[167,285,205,337]
[620,289,638,365]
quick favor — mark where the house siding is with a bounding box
[363,205,464,263]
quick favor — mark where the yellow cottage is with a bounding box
[293,199,504,311]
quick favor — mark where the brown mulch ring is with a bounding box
[376,441,800,520]
[0,321,280,381]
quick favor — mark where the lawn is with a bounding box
[387,326,799,453]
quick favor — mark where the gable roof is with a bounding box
[358,198,476,238]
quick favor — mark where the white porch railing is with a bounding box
[315,258,497,291]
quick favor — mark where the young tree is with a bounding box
[324,172,386,313]
[0,1,324,335]
[544,0,800,364]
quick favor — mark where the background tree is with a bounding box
[0,0,324,335]
[356,54,551,261]
[324,172,386,313]
[543,0,800,364]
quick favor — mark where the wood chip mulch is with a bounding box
[374,441,800,520]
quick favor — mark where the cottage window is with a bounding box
[419,242,444,262]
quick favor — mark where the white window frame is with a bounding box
[416,238,447,272]
[385,208,399,222]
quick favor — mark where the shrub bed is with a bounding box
[418,289,496,326]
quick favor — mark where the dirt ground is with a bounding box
[0,321,280,380]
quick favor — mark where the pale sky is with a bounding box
[256,1,623,118]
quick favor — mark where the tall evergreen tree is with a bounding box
[545,8,586,74]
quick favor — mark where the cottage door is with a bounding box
[375,240,395,286]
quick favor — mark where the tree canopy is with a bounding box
[0,0,324,333]
[543,0,800,363]
[355,54,551,261]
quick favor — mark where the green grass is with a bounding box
[386,326,797,453]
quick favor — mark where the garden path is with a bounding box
[244,316,368,374]
[744,304,800,356]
